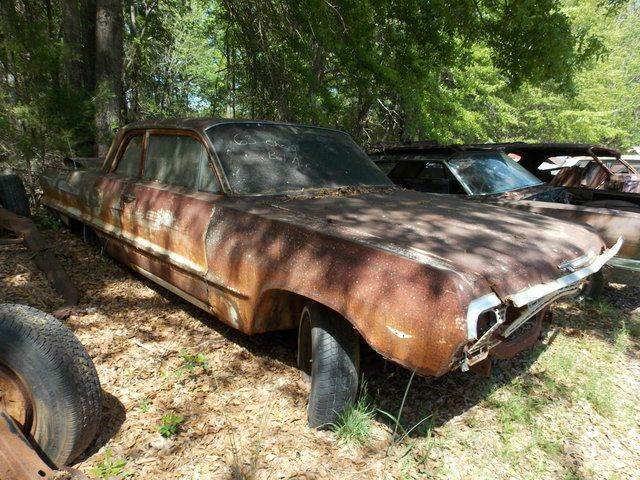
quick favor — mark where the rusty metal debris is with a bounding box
[0,208,78,317]
[0,412,55,480]
[0,412,89,480]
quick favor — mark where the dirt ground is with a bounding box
[1,227,639,479]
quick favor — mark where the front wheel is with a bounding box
[302,304,360,429]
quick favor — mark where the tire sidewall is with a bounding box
[305,304,360,428]
[0,305,101,466]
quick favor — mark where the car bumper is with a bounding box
[461,237,623,370]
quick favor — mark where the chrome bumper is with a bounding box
[508,237,623,307]
[607,256,640,273]
[465,237,624,342]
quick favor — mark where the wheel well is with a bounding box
[252,291,360,372]
[252,289,306,333]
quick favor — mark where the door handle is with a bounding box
[122,193,136,203]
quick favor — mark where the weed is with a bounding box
[157,412,185,438]
[32,207,61,230]
[613,322,631,355]
[228,408,267,480]
[181,352,208,371]
[331,393,376,445]
[91,450,131,479]
[138,398,152,413]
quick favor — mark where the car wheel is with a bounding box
[0,171,30,217]
[0,304,101,467]
[580,270,605,301]
[303,303,360,429]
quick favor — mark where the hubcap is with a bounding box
[0,363,34,434]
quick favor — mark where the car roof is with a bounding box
[122,117,346,135]
[369,141,621,160]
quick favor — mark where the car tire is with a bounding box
[0,304,101,467]
[0,171,30,217]
[304,303,360,429]
[580,270,605,301]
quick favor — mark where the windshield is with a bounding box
[447,151,543,195]
[207,123,392,194]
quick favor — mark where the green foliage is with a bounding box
[138,397,152,413]
[180,352,208,371]
[91,450,132,479]
[157,412,185,437]
[0,0,637,195]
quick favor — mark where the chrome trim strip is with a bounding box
[558,250,598,272]
[128,263,214,314]
[508,237,624,308]
[607,256,640,273]
[43,200,206,276]
[465,293,501,340]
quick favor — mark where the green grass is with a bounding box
[157,412,185,438]
[91,450,131,479]
[331,394,376,445]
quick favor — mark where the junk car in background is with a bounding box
[370,142,638,289]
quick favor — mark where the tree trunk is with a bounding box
[61,0,83,91]
[82,0,97,94]
[95,0,123,156]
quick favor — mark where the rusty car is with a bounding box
[41,119,621,427]
[483,143,640,203]
[370,142,639,291]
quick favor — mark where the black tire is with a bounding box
[580,270,605,301]
[304,303,360,429]
[0,171,30,217]
[0,304,101,467]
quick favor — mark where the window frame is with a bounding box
[110,130,146,179]
[139,128,223,194]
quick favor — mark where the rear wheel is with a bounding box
[0,171,30,217]
[0,304,101,467]
[302,303,360,429]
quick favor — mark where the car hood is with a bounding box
[258,190,605,301]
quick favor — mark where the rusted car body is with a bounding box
[370,142,639,285]
[41,119,619,377]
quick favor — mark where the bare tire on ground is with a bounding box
[0,304,101,467]
[0,171,30,217]
[303,303,360,429]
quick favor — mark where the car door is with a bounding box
[93,131,144,238]
[120,130,222,305]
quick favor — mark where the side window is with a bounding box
[115,135,143,177]
[418,162,446,179]
[144,134,219,192]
